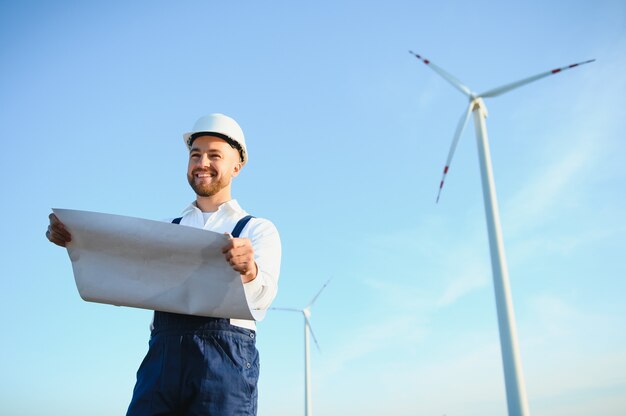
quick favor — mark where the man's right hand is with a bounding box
[46,213,72,247]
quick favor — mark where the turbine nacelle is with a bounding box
[472,97,488,117]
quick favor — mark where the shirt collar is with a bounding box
[182,199,244,216]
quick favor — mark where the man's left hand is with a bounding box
[222,236,258,283]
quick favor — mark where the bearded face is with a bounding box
[186,136,242,199]
[187,167,231,197]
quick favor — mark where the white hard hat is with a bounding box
[183,113,247,165]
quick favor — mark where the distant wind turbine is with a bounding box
[271,279,331,416]
[410,51,594,416]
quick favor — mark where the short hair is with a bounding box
[188,132,245,163]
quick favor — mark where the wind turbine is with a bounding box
[410,51,594,416]
[271,279,331,416]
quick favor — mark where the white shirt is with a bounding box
[174,199,281,330]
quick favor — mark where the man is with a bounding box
[46,113,281,415]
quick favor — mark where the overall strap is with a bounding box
[171,215,254,238]
[231,215,255,238]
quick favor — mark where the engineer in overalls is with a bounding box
[46,113,282,415]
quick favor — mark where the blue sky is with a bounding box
[1,1,625,415]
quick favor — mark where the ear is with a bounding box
[231,161,243,178]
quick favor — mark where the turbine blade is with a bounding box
[409,51,474,97]
[307,278,332,309]
[305,315,321,352]
[479,59,595,98]
[436,101,474,203]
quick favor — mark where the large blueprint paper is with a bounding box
[52,209,264,321]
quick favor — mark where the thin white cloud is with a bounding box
[520,292,626,415]
[360,212,492,309]
[503,43,626,238]
[314,227,492,382]
[435,246,490,306]
[314,292,626,416]
[504,139,594,234]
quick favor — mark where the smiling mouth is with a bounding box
[194,170,215,180]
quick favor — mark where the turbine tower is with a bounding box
[410,51,594,416]
[272,279,331,416]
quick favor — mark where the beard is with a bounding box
[187,169,230,197]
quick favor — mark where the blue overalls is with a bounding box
[126,216,259,416]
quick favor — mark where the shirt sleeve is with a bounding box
[242,218,282,311]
